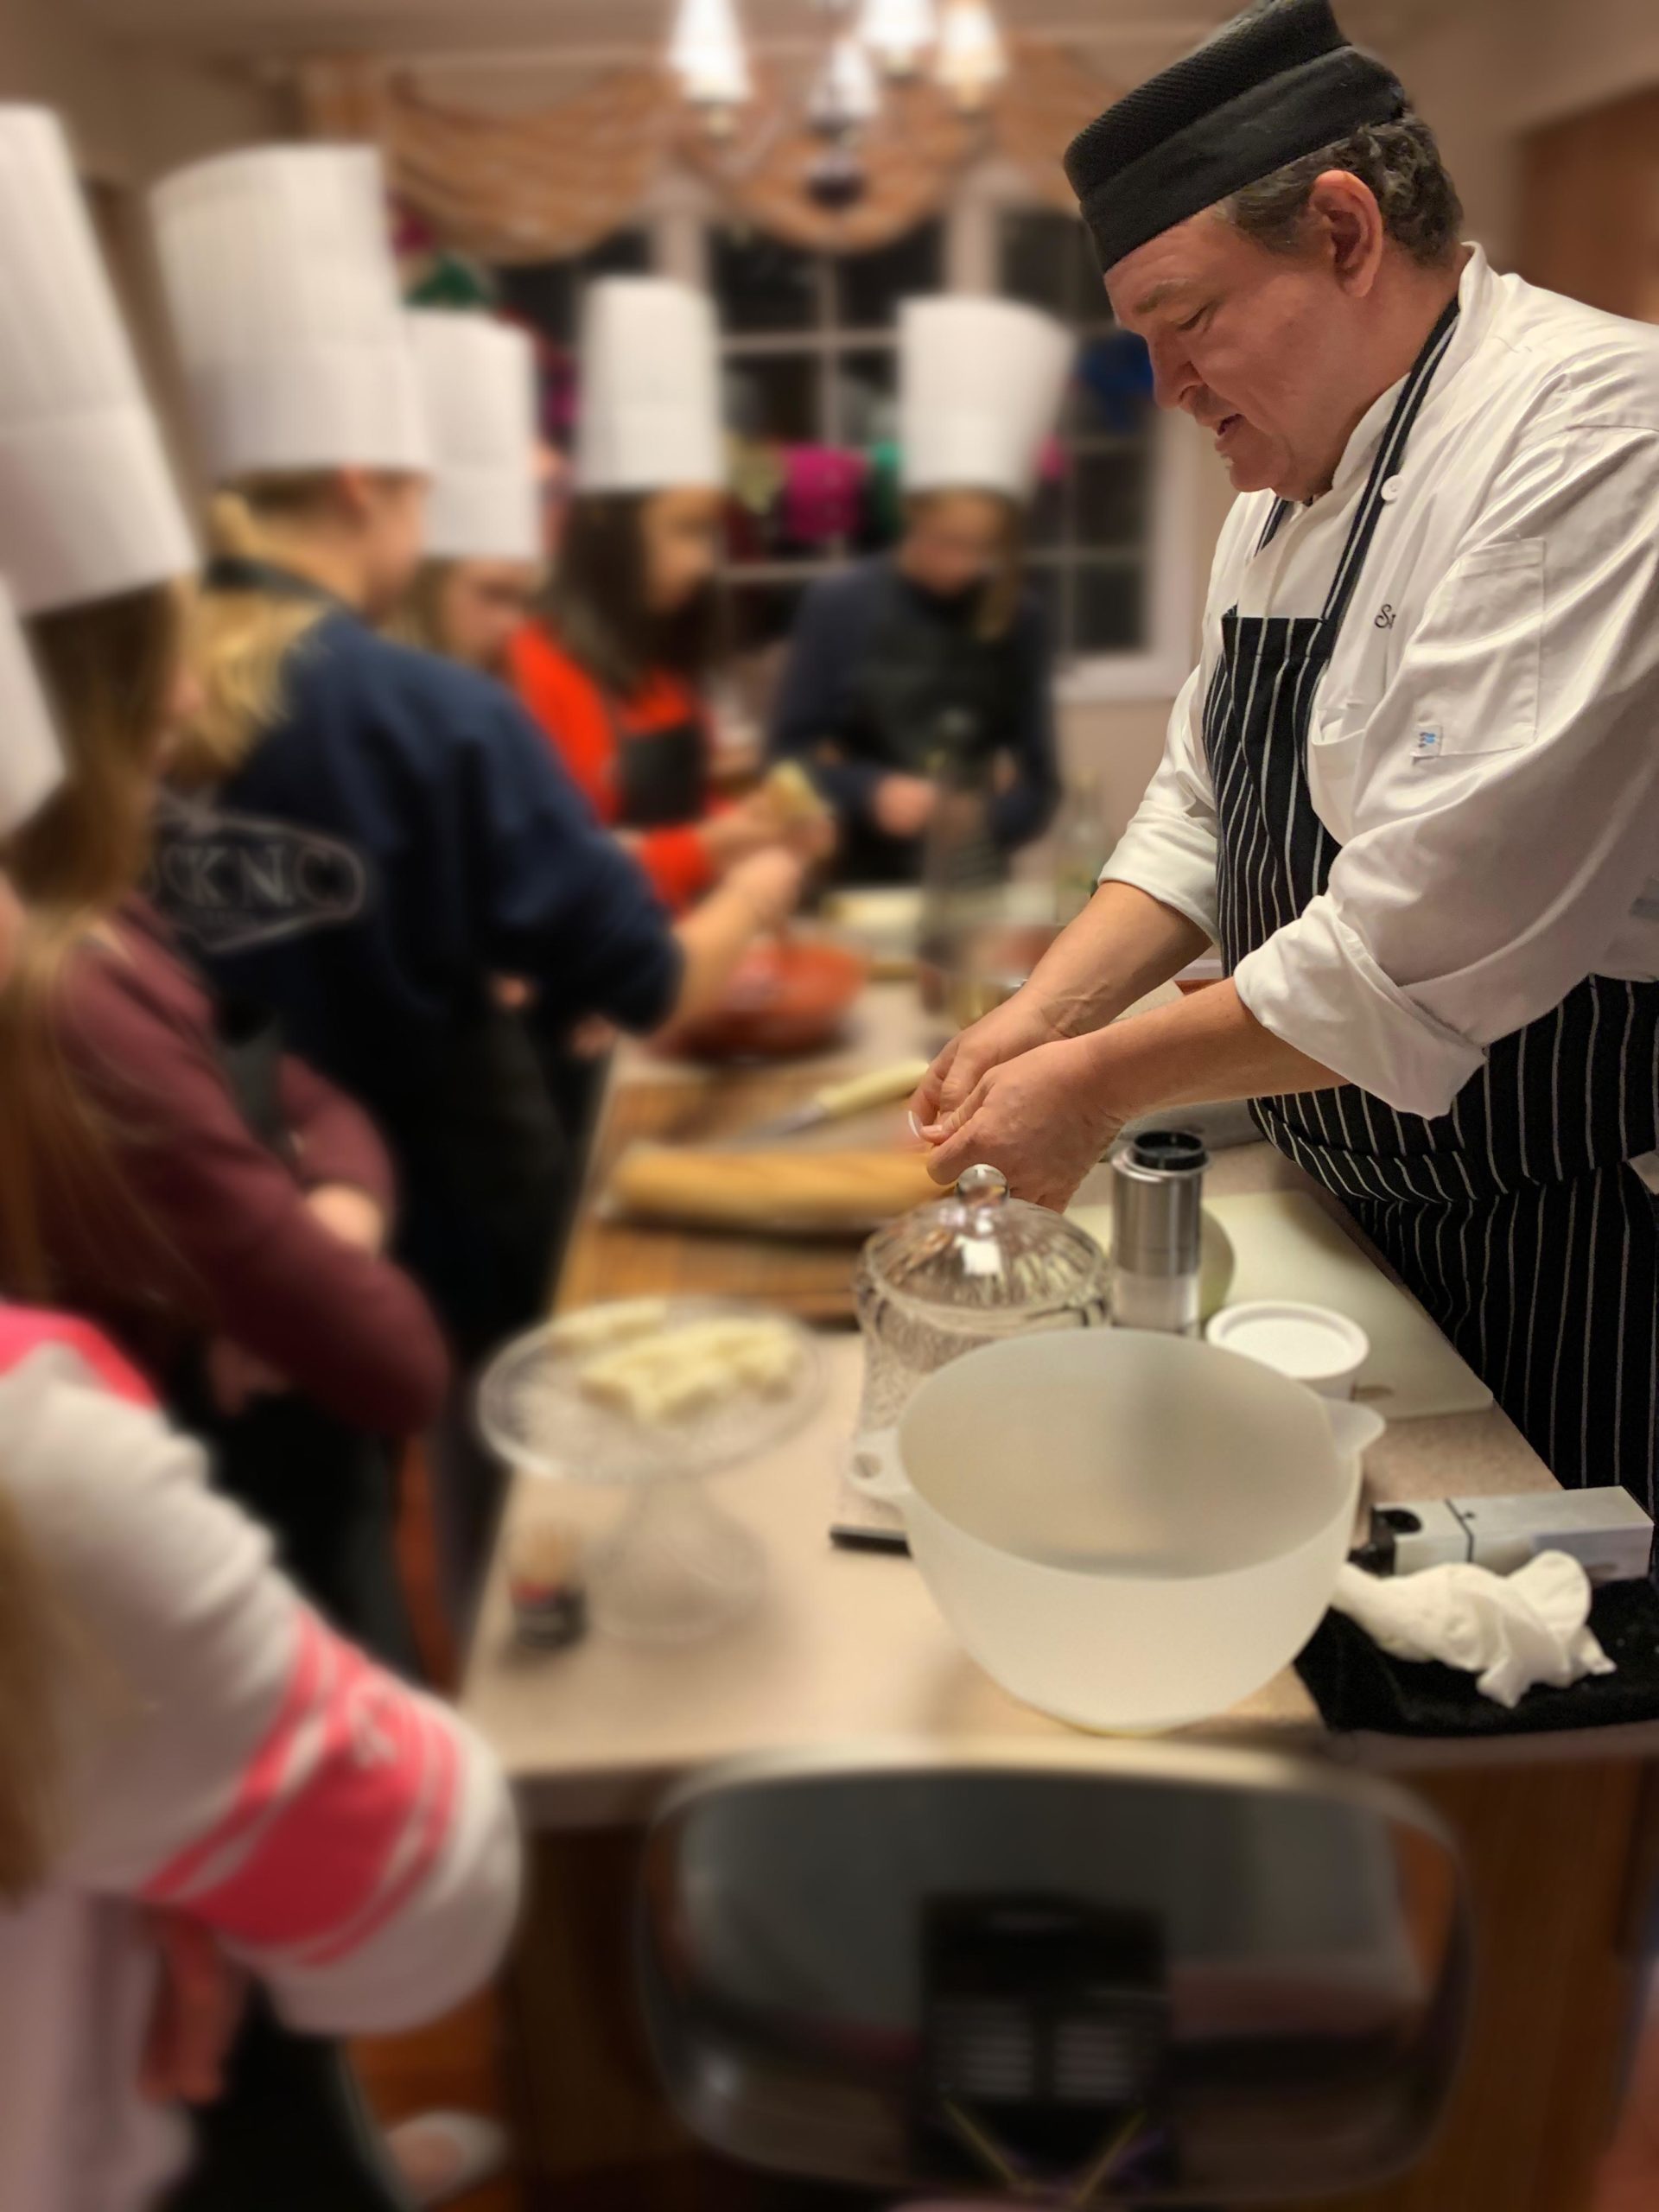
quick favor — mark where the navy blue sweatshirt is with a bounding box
[767,553,1060,883]
[150,609,680,1166]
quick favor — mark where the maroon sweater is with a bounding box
[30,897,448,1434]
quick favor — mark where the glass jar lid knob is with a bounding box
[955,1163,1009,1205]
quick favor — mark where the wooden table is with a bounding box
[465,986,1659,2212]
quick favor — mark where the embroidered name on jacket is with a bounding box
[152,797,368,955]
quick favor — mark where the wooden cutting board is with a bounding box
[1070,1188,1491,1421]
[558,1066,883,1323]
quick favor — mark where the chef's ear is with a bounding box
[1305,168,1387,299]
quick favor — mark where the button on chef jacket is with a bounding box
[1104,248,1659,1127]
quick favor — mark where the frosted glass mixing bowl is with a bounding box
[849,1329,1382,1732]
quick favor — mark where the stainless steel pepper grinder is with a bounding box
[1109,1128,1208,1336]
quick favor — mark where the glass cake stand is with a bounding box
[478,1297,824,1643]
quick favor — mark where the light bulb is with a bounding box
[810,33,881,130]
[935,0,1005,110]
[856,0,937,77]
[668,0,752,108]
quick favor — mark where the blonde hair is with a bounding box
[0,584,185,1297]
[171,477,335,788]
[387,557,456,659]
[0,1486,68,1899]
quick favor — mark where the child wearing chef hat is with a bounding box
[0,104,453,1643]
[395,308,549,679]
[0,105,525,2212]
[147,163,805,1620]
[511,276,829,917]
[767,295,1073,885]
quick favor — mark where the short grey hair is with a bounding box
[1223,112,1464,268]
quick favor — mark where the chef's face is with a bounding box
[1107,199,1381,501]
[642,487,725,615]
[436,560,541,677]
[901,493,1013,599]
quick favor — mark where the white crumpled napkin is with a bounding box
[1332,1551,1616,1709]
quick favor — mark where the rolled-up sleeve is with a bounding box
[1097,658,1223,938]
[1236,422,1659,1116]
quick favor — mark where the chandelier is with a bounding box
[669,0,1007,187]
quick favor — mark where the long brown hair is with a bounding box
[0,583,185,1298]
[170,478,335,789]
[543,493,725,697]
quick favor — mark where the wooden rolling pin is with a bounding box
[608,1145,939,1234]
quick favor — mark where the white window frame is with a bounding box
[645,162,1198,701]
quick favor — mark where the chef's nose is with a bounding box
[1146,330,1198,414]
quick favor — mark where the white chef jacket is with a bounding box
[1103,246,1659,1122]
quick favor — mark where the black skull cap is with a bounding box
[1063,0,1407,272]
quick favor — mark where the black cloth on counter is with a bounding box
[1295,1578,1659,1738]
[767,552,1058,885]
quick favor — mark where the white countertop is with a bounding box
[462,989,1659,1827]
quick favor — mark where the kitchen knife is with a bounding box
[739,1058,931,1144]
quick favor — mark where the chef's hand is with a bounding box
[911,984,1072,1130]
[871,774,937,840]
[140,1910,246,2107]
[919,1035,1127,1211]
[726,847,807,931]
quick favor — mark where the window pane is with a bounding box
[834,346,898,448]
[495,260,578,345]
[1072,332,1154,437]
[714,230,818,333]
[583,230,652,280]
[723,352,820,443]
[998,210,1100,322]
[832,223,944,328]
[495,229,650,346]
[1074,562,1146,652]
[1025,559,1065,651]
[1027,470,1066,553]
[1074,448,1149,550]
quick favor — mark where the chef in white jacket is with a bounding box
[916,0,1659,1514]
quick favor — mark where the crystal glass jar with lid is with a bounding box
[852,1163,1112,1435]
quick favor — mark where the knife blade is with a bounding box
[739,1058,932,1145]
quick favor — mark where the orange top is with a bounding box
[509,623,717,914]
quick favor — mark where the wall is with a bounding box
[0,0,285,180]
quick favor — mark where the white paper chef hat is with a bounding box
[575,277,724,495]
[0,576,63,838]
[150,143,429,483]
[407,311,542,563]
[899,296,1075,502]
[0,107,196,617]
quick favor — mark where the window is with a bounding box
[494,227,652,349]
[998,209,1155,661]
[492,191,1193,699]
[716,221,944,657]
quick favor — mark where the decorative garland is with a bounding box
[297,41,1121,261]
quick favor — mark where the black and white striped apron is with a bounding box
[1207,297,1659,1516]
